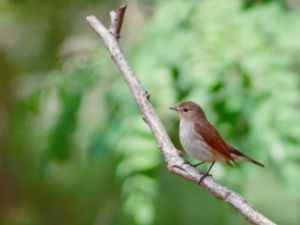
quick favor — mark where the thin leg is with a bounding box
[206,161,215,174]
[199,161,215,184]
[192,161,205,167]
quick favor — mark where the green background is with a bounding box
[1,0,300,224]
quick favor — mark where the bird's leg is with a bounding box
[198,161,215,184]
[206,161,215,174]
[192,161,205,167]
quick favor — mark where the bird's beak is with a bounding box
[169,106,178,111]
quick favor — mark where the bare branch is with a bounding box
[86,6,277,225]
[109,4,127,40]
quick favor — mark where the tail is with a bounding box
[230,148,265,168]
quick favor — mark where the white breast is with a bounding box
[179,119,216,162]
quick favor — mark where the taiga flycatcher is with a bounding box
[170,101,264,182]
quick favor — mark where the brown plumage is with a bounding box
[170,101,264,181]
[194,119,264,167]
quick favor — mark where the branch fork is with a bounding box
[86,5,276,225]
[109,4,127,40]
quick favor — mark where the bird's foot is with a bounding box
[198,172,212,184]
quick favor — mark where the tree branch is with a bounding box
[86,6,276,225]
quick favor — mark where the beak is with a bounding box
[169,106,178,111]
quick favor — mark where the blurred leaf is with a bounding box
[6,0,300,225]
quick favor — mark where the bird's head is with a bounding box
[170,101,206,121]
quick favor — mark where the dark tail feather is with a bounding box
[245,156,265,168]
[230,149,265,168]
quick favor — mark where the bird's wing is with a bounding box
[194,121,234,161]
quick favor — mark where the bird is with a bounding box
[170,101,264,182]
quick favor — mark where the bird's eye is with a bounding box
[183,108,189,112]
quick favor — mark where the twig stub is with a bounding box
[109,4,127,40]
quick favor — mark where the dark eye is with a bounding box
[183,108,189,112]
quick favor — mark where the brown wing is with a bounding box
[194,121,234,161]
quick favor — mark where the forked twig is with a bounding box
[109,4,127,40]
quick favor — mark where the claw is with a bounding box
[198,172,212,184]
[198,161,215,184]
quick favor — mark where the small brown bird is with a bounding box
[170,101,264,182]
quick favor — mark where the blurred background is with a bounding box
[1,0,300,224]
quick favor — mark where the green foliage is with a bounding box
[116,116,160,225]
[3,0,300,225]
[129,0,300,224]
[136,0,300,177]
[47,67,98,161]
